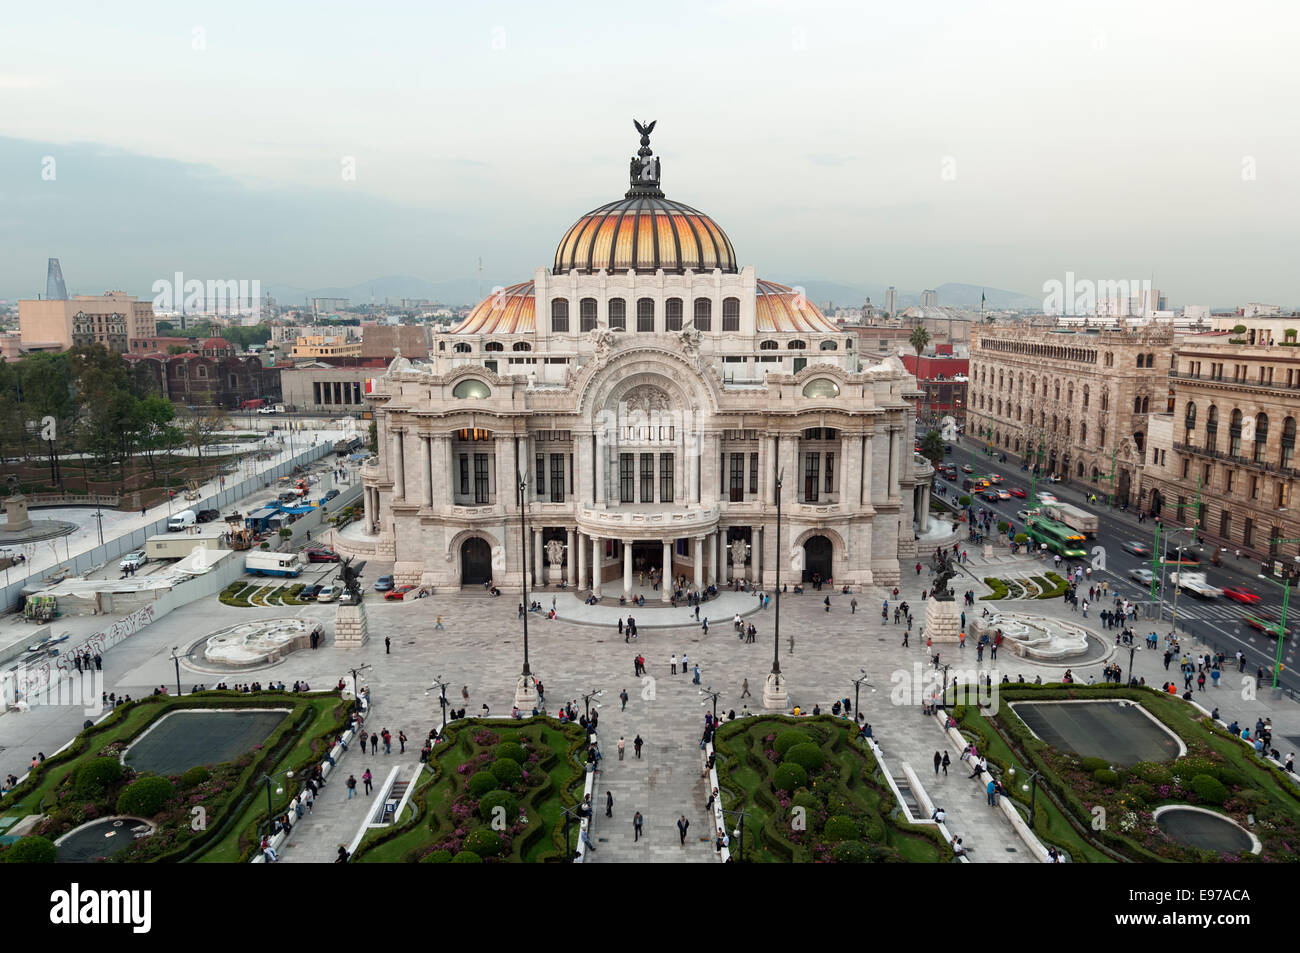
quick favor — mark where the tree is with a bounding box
[909,326,930,358]
[18,352,75,487]
[919,430,945,467]
[178,407,231,464]
[135,396,180,479]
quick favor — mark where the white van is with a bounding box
[167,509,197,532]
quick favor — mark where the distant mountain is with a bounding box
[934,283,1041,311]
[777,278,1039,313]
[265,275,513,309]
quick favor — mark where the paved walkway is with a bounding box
[551,585,761,629]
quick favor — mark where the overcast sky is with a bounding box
[1,0,1296,307]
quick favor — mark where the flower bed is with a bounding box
[713,716,947,863]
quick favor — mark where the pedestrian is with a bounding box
[435,615,444,629]
[370,733,379,754]
[382,728,392,754]
[987,778,998,807]
[681,652,689,674]
[634,811,644,841]
[670,654,677,675]
[606,790,614,817]
[934,750,942,775]
[398,730,407,754]
[677,814,690,845]
[741,678,751,698]
[362,769,373,794]
[634,734,644,758]
[618,736,626,760]
[346,774,357,799]
[385,636,391,654]
[941,751,950,775]
[620,688,629,711]
[462,685,470,704]
[851,598,857,614]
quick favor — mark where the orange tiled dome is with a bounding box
[452,281,535,334]
[755,280,840,334]
[554,197,737,276]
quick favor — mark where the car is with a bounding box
[374,575,395,592]
[385,585,418,601]
[1008,487,1026,498]
[338,589,362,606]
[996,489,1011,500]
[306,548,340,563]
[197,509,220,523]
[1163,549,1200,566]
[1120,541,1152,557]
[257,406,279,414]
[944,445,953,454]
[1036,492,1058,504]
[982,490,1001,502]
[119,551,148,571]
[961,464,974,473]
[324,489,340,501]
[1221,586,1261,605]
[1245,611,1290,637]
[299,583,323,601]
[316,584,340,603]
[962,479,974,491]
[1129,568,1155,586]
[1016,509,1034,522]
[988,474,1003,484]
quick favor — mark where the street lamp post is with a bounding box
[428,677,449,733]
[700,686,721,722]
[1023,769,1042,824]
[1126,644,1141,686]
[582,688,603,722]
[169,647,183,696]
[852,670,873,718]
[349,664,371,711]
[260,768,295,837]
[559,804,580,861]
[720,806,747,862]
[763,469,789,709]
[513,471,539,710]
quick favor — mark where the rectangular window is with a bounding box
[722,297,740,332]
[721,453,726,495]
[569,452,574,495]
[609,298,626,330]
[1203,464,1211,485]
[1219,511,1231,539]
[1251,476,1259,500]
[749,452,758,494]
[660,453,674,503]
[473,453,490,504]
[1279,483,1291,508]
[637,298,655,333]
[666,298,683,332]
[580,299,597,332]
[730,452,745,502]
[1226,470,1235,493]
[541,453,560,503]
[1181,458,1190,479]
[640,453,655,502]
[459,454,469,495]
[804,453,820,503]
[1243,518,1254,548]
[620,453,634,503]
[536,454,545,496]
[825,452,835,493]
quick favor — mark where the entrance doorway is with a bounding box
[460,537,492,586]
[802,535,832,583]
[631,542,662,575]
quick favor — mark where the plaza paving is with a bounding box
[5,539,1300,863]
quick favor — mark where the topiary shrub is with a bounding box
[823,814,860,841]
[832,839,868,863]
[1080,756,1109,773]
[959,495,973,507]
[774,730,813,757]
[467,772,499,798]
[1233,789,1267,810]
[451,850,483,863]
[478,790,519,824]
[1190,774,1227,806]
[496,742,526,764]
[489,758,523,787]
[4,835,56,864]
[179,766,210,789]
[421,849,454,863]
[860,814,886,844]
[116,776,174,817]
[1211,765,1243,788]
[464,827,504,857]
[784,742,825,772]
[1014,533,1029,545]
[1094,768,1119,785]
[73,758,124,799]
[997,521,1009,534]
[1131,762,1172,786]
[792,791,821,814]
[773,762,808,793]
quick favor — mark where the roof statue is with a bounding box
[628,118,663,197]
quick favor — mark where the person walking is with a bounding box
[382,728,392,754]
[987,778,998,807]
[618,736,626,760]
[670,654,678,675]
[851,597,857,614]
[941,751,950,776]
[363,769,373,795]
[398,730,407,754]
[385,636,391,654]
[933,750,942,775]
[346,774,357,800]
[741,678,751,698]
[462,685,470,705]
[634,734,644,758]
[681,652,689,674]
[634,811,644,842]
[620,688,629,711]
[435,615,444,629]
[370,733,379,755]
[677,814,690,845]
[606,790,614,817]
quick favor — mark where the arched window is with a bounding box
[1136,354,1144,368]
[1205,405,1219,451]
[580,298,597,332]
[787,340,807,350]
[1229,408,1243,457]
[485,341,504,352]
[1082,385,1089,408]
[1081,422,1088,445]
[453,342,471,353]
[453,379,491,399]
[1184,401,1197,434]
[1141,396,1149,413]
[609,298,626,330]
[722,297,740,332]
[512,342,531,352]
[693,298,712,331]
[1077,462,1085,477]
[551,298,569,333]
[819,340,837,350]
[1133,397,1142,414]
[1282,417,1296,469]
[1101,391,1109,411]
[1254,413,1269,462]
[1134,432,1145,453]
[1146,352,1154,367]
[665,297,683,332]
[759,340,779,350]
[636,298,655,332]
[1067,383,1074,404]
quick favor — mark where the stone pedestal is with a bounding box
[513,672,539,711]
[4,496,32,533]
[762,670,788,710]
[982,543,993,559]
[334,601,369,647]
[924,597,962,643]
[548,565,565,586]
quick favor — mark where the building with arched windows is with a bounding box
[343,125,928,594]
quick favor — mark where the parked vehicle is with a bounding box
[374,575,395,592]
[306,548,340,562]
[167,509,197,532]
[385,585,418,601]
[316,584,340,603]
[120,551,148,571]
[299,583,323,600]
[197,509,220,523]
[240,399,266,410]
[245,551,305,577]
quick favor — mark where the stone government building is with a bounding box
[346,124,930,595]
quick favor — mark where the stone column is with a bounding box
[758,435,773,505]
[577,531,587,590]
[753,526,763,582]
[576,434,593,506]
[863,432,875,504]
[840,432,859,511]
[567,528,577,587]
[889,428,901,499]
[363,485,375,534]
[595,431,607,505]
[623,540,633,597]
[702,433,720,504]
[440,436,453,506]
[714,531,723,586]
[591,535,602,597]
[694,535,704,589]
[419,435,432,508]
[689,433,701,503]
[533,528,544,589]
[919,484,930,533]
[661,539,672,602]
[392,430,406,500]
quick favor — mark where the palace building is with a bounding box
[346,123,928,595]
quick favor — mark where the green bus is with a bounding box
[1025,516,1087,559]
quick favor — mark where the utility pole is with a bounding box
[1263,537,1300,689]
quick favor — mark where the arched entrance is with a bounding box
[803,535,832,583]
[460,537,492,586]
[1117,468,1131,504]
[1151,489,1164,517]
